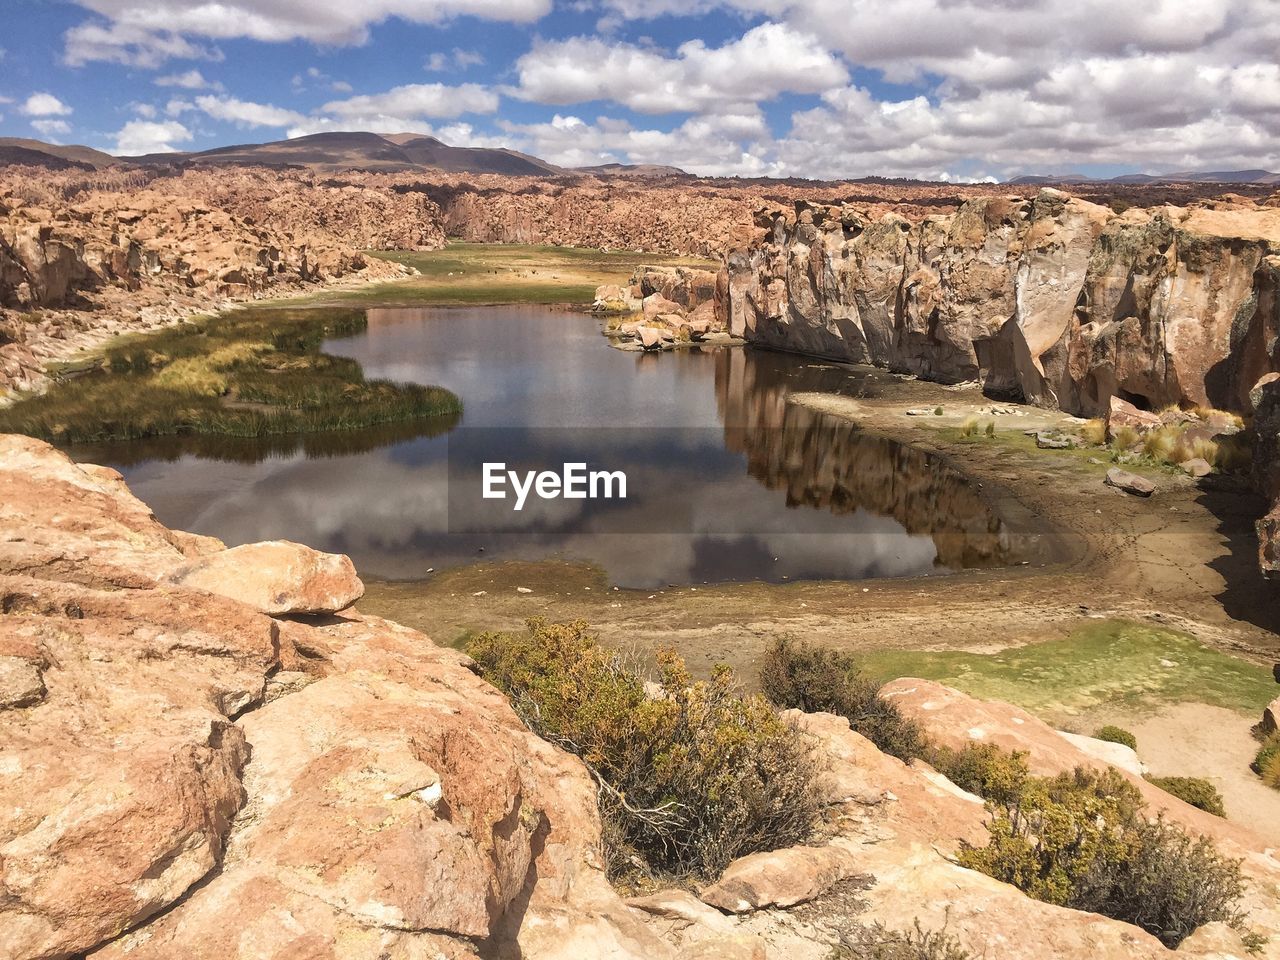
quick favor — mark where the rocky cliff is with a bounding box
[721,190,1280,418]
[4,434,1280,960]
[0,166,443,396]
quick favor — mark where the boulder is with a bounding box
[1262,696,1280,736]
[642,293,683,317]
[698,841,862,913]
[1105,467,1156,497]
[1058,731,1145,776]
[1106,396,1163,436]
[172,540,364,614]
[1180,457,1213,478]
[638,326,665,350]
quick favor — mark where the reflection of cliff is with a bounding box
[716,348,1013,569]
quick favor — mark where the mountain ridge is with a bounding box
[1,133,1276,184]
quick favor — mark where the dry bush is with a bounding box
[1080,419,1107,445]
[831,920,972,960]
[1111,425,1141,450]
[958,766,1247,948]
[1095,725,1138,750]
[1146,776,1226,817]
[760,637,928,762]
[468,619,821,881]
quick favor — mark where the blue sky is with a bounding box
[1,0,1277,180]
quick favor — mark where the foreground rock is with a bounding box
[172,540,364,615]
[5,434,1280,959]
[1105,467,1157,496]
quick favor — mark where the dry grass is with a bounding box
[1080,419,1107,445]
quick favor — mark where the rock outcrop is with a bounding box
[0,166,440,396]
[6,433,1280,959]
[720,191,1280,418]
[594,265,727,349]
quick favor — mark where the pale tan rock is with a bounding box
[1181,457,1213,477]
[699,841,863,912]
[172,540,364,614]
[1058,730,1145,776]
[1262,695,1280,736]
[0,655,44,708]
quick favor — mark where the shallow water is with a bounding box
[72,305,1021,588]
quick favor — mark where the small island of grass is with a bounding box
[0,307,461,445]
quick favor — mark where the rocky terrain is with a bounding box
[709,189,1280,570]
[3,433,1280,960]
[0,166,446,395]
[718,190,1280,418]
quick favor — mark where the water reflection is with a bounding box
[70,306,1021,587]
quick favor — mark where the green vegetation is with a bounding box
[928,742,1030,806]
[467,619,820,881]
[858,619,1275,718]
[305,242,715,307]
[1146,776,1226,817]
[754,637,1250,949]
[760,636,927,761]
[0,307,460,445]
[1096,725,1138,751]
[957,766,1246,948]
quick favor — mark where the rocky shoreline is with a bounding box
[4,433,1280,960]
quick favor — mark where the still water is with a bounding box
[72,306,1021,588]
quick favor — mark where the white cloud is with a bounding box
[165,97,195,116]
[65,0,551,64]
[131,102,158,118]
[512,22,847,114]
[195,95,308,128]
[64,20,221,68]
[154,68,222,90]
[31,119,73,138]
[320,83,499,120]
[111,119,193,154]
[425,48,485,71]
[20,93,73,117]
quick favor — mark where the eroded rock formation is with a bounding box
[721,190,1280,417]
[0,167,440,395]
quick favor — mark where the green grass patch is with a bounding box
[0,307,460,444]
[291,242,717,308]
[860,619,1274,717]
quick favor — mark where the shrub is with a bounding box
[760,637,927,762]
[958,765,1246,948]
[831,920,971,959]
[926,742,1030,806]
[933,406,944,416]
[960,415,980,437]
[1095,725,1138,751]
[984,420,995,438]
[1147,776,1226,817]
[469,619,820,880]
[1142,425,1181,462]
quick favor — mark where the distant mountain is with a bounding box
[1008,169,1279,186]
[575,162,689,178]
[126,131,566,176]
[0,137,117,170]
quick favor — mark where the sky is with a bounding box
[0,0,1277,181]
